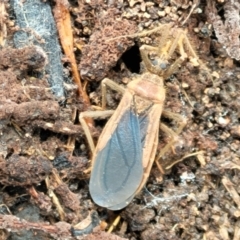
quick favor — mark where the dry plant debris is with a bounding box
[0,44,89,238]
[53,0,90,106]
[207,0,240,60]
[0,46,84,129]
[0,154,52,186]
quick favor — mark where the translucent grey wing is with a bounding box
[89,108,143,210]
[139,108,151,146]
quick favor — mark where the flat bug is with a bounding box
[80,24,208,210]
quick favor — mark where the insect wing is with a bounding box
[89,107,143,210]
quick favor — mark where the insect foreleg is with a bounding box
[162,56,185,79]
[80,78,126,154]
[79,110,115,155]
[101,78,125,109]
[140,45,164,75]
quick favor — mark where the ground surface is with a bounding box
[1,0,240,239]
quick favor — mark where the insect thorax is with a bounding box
[132,95,154,115]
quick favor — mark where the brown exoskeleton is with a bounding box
[80,23,206,210]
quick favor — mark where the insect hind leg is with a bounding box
[162,110,187,135]
[155,111,187,172]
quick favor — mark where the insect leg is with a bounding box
[155,111,187,171]
[162,110,187,135]
[183,33,213,82]
[137,24,173,60]
[140,37,185,77]
[182,32,200,66]
[140,45,164,75]
[155,122,179,173]
[166,29,186,60]
[162,56,185,79]
[101,78,125,109]
[138,44,158,52]
[162,31,188,78]
[80,77,126,154]
[79,110,115,155]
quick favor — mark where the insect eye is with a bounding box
[151,59,169,70]
[159,62,168,70]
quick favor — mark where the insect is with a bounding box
[80,24,206,210]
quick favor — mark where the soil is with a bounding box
[1,0,240,240]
